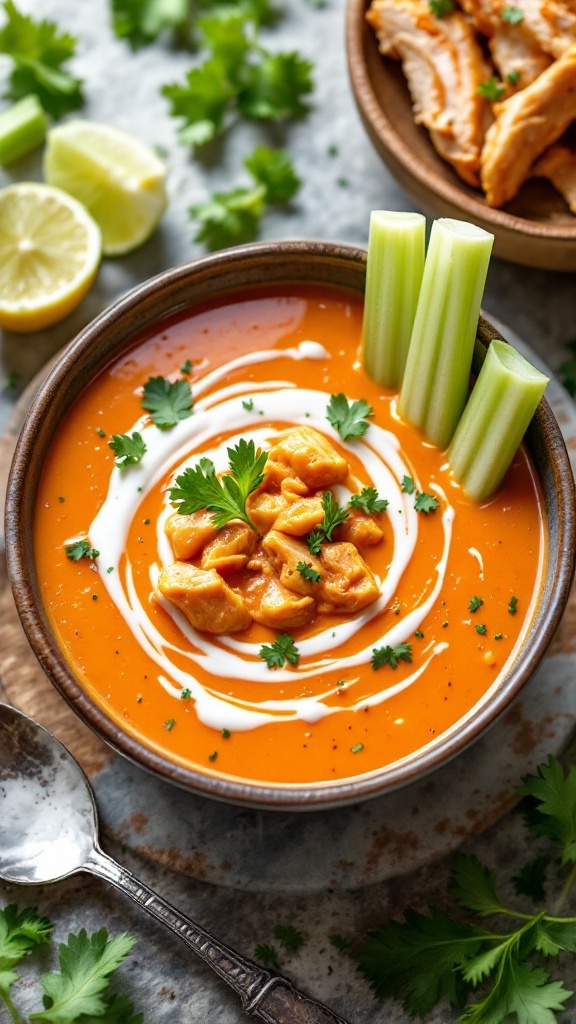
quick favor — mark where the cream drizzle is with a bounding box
[90,342,454,732]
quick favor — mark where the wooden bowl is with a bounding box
[5,241,576,809]
[346,0,576,271]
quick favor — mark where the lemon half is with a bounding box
[0,182,102,333]
[44,120,167,257]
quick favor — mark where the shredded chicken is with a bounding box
[367,0,492,186]
[532,140,576,211]
[481,44,576,206]
[459,0,552,88]
[510,0,576,59]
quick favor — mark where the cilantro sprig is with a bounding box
[65,540,99,562]
[401,477,440,513]
[296,561,321,583]
[111,0,190,50]
[0,0,84,118]
[306,491,349,555]
[190,144,300,250]
[326,393,374,441]
[108,432,146,467]
[141,375,193,429]
[371,643,412,670]
[348,487,388,515]
[0,909,141,1024]
[357,756,576,1023]
[169,438,267,530]
[259,632,299,669]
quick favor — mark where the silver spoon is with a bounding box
[0,702,350,1024]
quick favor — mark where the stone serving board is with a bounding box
[1,325,575,894]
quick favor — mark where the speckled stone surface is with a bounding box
[2,2,576,1021]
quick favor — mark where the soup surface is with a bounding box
[34,285,545,787]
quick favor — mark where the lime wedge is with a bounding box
[0,182,102,333]
[43,120,167,257]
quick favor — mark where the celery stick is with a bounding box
[399,218,494,449]
[362,210,426,389]
[449,340,549,501]
[0,97,48,166]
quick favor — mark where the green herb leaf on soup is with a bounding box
[259,633,299,669]
[348,486,388,515]
[306,491,349,554]
[296,561,321,583]
[414,492,440,513]
[108,432,147,467]
[401,475,415,494]
[141,376,193,429]
[468,595,484,613]
[326,393,374,441]
[169,438,267,529]
[371,643,412,670]
[65,540,99,561]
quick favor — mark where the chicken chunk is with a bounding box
[246,490,288,534]
[319,543,380,614]
[532,141,576,212]
[367,0,492,186]
[334,508,385,547]
[157,562,252,634]
[268,427,348,489]
[481,44,576,206]
[200,522,257,574]
[165,510,218,561]
[241,558,315,629]
[272,495,325,537]
[262,530,323,597]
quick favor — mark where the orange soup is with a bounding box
[34,285,546,787]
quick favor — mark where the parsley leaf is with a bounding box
[255,943,280,968]
[371,643,412,670]
[65,540,99,561]
[31,929,135,1023]
[401,475,415,494]
[162,59,235,147]
[0,905,52,1000]
[296,560,321,583]
[507,68,521,85]
[0,0,83,118]
[428,0,456,15]
[169,438,267,529]
[141,376,193,430]
[414,491,440,514]
[518,757,576,864]
[508,595,518,615]
[501,5,523,23]
[190,145,300,250]
[326,393,374,441]
[512,856,548,903]
[306,491,349,554]
[108,432,147,467]
[273,925,304,952]
[477,77,505,102]
[468,595,483,613]
[111,0,189,49]
[475,624,487,635]
[348,486,388,515]
[259,632,299,669]
[237,51,314,121]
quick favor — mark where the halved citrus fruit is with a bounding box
[43,120,167,257]
[0,182,102,333]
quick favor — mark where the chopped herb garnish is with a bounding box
[475,624,487,635]
[477,77,505,102]
[180,358,193,374]
[4,370,20,389]
[208,750,218,761]
[371,643,412,670]
[507,69,521,85]
[242,397,255,411]
[414,630,424,638]
[169,438,267,530]
[96,427,106,438]
[326,392,374,441]
[468,595,484,613]
[259,632,300,669]
[255,943,280,968]
[106,566,114,574]
[428,0,456,16]
[401,475,415,494]
[508,596,518,614]
[306,491,349,555]
[58,496,65,503]
[350,743,364,753]
[442,620,449,628]
[112,0,190,48]
[181,688,191,699]
[329,933,352,953]
[337,177,349,188]
[337,678,346,687]
[108,431,147,467]
[296,560,321,583]
[327,143,338,156]
[141,375,193,429]
[348,486,388,515]
[163,718,176,731]
[92,594,98,601]
[274,925,304,951]
[221,728,231,738]
[501,6,523,23]
[65,539,99,561]
[414,491,440,513]
[494,632,503,640]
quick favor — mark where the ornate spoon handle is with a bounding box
[85,845,350,1024]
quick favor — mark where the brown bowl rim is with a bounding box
[345,0,576,246]
[5,240,576,810]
